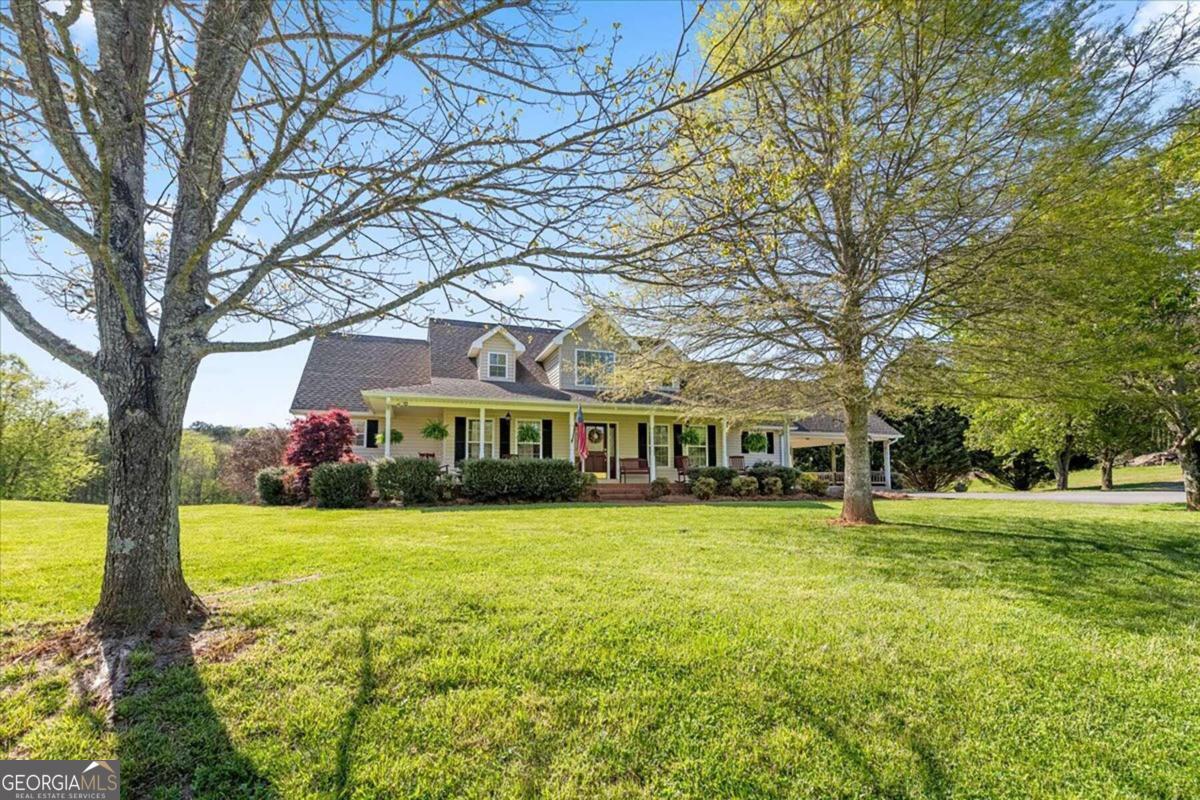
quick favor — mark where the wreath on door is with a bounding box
[587,427,604,445]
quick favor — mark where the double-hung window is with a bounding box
[466,418,495,459]
[517,420,542,459]
[487,351,509,380]
[685,425,708,466]
[652,424,670,468]
[575,349,615,387]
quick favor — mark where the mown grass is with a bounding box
[1,499,1197,799]
[966,463,1184,493]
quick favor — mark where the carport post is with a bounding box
[883,439,892,488]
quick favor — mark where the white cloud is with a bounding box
[42,0,96,43]
[490,274,539,306]
[1133,0,1199,32]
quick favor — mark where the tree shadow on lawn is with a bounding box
[413,500,838,513]
[110,625,276,799]
[848,512,1200,633]
[326,623,376,799]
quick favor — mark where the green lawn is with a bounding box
[2,499,1197,799]
[966,463,1184,492]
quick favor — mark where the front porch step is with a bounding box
[593,484,652,501]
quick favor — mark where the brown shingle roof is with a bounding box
[793,414,901,438]
[290,333,430,413]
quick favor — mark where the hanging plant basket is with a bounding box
[517,422,541,443]
[742,431,767,453]
[679,427,703,447]
[389,429,404,445]
[421,420,449,440]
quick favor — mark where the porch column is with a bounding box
[568,413,575,466]
[781,420,790,467]
[478,407,486,459]
[649,413,657,480]
[883,439,892,488]
[721,419,729,467]
[383,401,393,458]
[831,443,838,482]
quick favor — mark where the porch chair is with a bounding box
[418,452,437,460]
[674,455,690,483]
[728,455,746,473]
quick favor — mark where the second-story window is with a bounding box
[487,351,509,380]
[575,349,615,386]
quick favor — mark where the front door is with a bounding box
[584,423,608,477]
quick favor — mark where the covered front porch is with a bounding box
[354,394,799,483]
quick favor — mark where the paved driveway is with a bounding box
[910,490,1186,505]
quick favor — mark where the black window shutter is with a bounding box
[499,416,511,458]
[542,419,553,458]
[637,423,648,460]
[454,416,466,462]
[740,431,748,452]
[673,424,683,458]
[706,425,717,466]
[767,432,775,454]
[366,419,379,448]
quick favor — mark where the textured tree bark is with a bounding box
[1052,431,1074,490]
[840,397,880,524]
[1179,440,1199,512]
[91,355,204,633]
[1099,451,1115,491]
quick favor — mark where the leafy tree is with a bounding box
[965,400,1081,489]
[188,422,246,445]
[970,449,1055,491]
[177,430,235,505]
[883,407,971,492]
[219,427,289,501]
[0,0,797,632]
[285,410,357,495]
[0,355,99,500]
[947,126,1200,507]
[605,1,1196,523]
[1084,403,1159,491]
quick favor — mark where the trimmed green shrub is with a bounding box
[747,464,798,493]
[434,473,460,502]
[731,475,759,497]
[648,476,671,499]
[374,457,440,504]
[256,466,296,505]
[310,461,373,508]
[576,471,598,500]
[797,472,829,496]
[762,476,784,496]
[686,466,738,494]
[692,476,718,500]
[461,459,582,502]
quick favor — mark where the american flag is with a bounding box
[575,405,587,462]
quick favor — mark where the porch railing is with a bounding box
[814,471,887,486]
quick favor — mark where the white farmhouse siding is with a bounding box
[476,330,518,382]
[726,426,787,467]
[558,320,626,390]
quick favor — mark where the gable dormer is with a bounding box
[468,325,526,382]
[535,311,639,390]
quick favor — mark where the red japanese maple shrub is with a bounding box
[285,409,357,494]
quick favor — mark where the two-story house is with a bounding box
[289,313,901,484]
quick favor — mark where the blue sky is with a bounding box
[0,1,1188,426]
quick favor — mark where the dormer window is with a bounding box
[575,349,615,387]
[487,351,509,380]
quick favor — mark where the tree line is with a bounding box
[0,355,287,504]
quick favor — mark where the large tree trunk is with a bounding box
[1179,439,1199,512]
[840,398,880,524]
[1099,450,1115,491]
[91,357,203,633]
